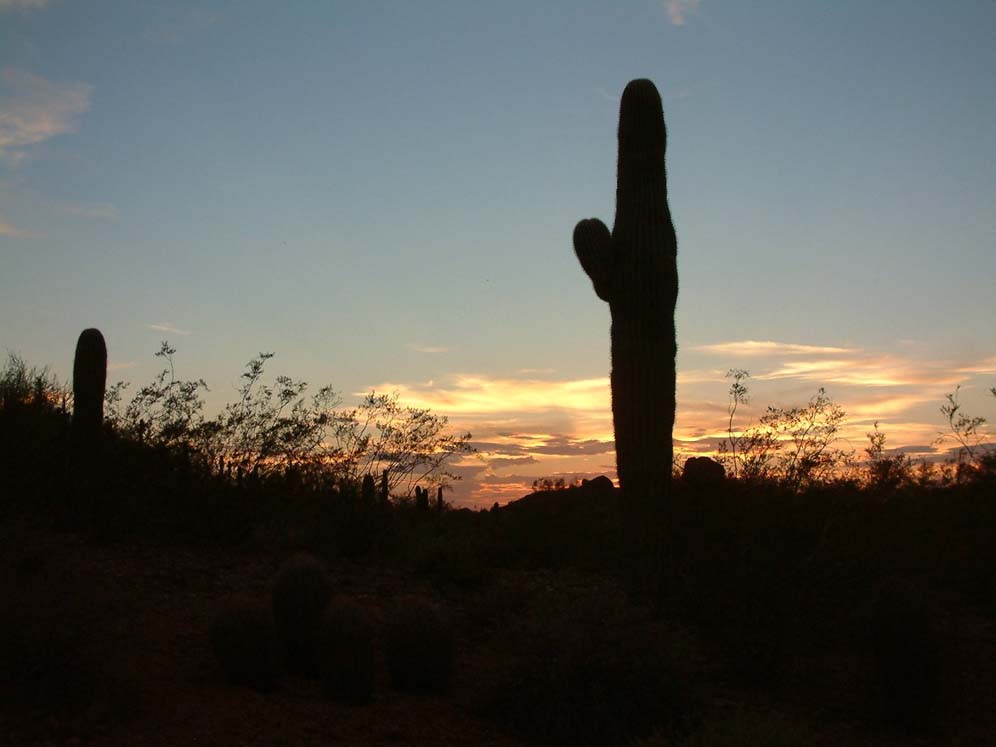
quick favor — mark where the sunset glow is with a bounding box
[2,2,994,507]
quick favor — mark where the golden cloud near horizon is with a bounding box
[360,339,994,505]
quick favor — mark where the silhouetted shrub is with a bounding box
[870,577,939,731]
[209,594,280,692]
[272,553,332,676]
[385,596,454,693]
[317,596,375,703]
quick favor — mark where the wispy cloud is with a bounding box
[406,343,449,354]
[0,0,49,10]
[485,456,538,469]
[0,69,92,163]
[695,340,859,357]
[0,215,42,238]
[595,87,617,105]
[756,356,962,388]
[663,0,700,26]
[146,322,191,336]
[957,356,996,375]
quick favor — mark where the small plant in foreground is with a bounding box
[385,596,454,693]
[870,577,939,732]
[209,594,280,692]
[272,553,331,676]
[318,596,376,703]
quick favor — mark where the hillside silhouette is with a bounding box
[3,344,996,746]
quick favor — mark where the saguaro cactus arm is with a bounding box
[573,219,614,302]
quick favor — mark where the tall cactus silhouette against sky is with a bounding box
[573,79,678,511]
[72,327,107,444]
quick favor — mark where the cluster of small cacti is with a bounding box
[412,484,444,513]
[71,328,107,445]
[210,552,454,701]
[414,485,429,512]
[572,79,678,509]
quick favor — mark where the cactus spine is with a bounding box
[573,79,677,511]
[72,328,107,444]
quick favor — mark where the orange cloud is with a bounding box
[0,216,42,238]
[359,374,611,415]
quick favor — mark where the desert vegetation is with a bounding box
[2,319,993,747]
[1,77,994,746]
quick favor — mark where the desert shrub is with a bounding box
[385,596,454,693]
[0,542,137,742]
[870,577,939,732]
[317,596,376,703]
[209,594,280,692]
[271,552,332,676]
[475,583,700,746]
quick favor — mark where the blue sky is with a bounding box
[2,1,995,504]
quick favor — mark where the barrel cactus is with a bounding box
[272,553,332,677]
[573,79,678,511]
[71,328,107,444]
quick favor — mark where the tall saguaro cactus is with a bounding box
[573,79,678,510]
[72,328,107,444]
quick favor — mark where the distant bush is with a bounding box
[317,596,376,703]
[272,553,332,676]
[385,596,454,693]
[209,594,280,692]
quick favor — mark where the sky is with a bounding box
[2,0,995,506]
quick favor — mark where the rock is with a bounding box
[581,475,615,494]
[682,457,725,486]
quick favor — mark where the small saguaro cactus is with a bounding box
[72,328,107,444]
[380,469,389,505]
[572,79,677,511]
[436,486,444,512]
